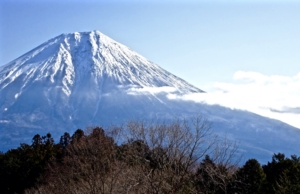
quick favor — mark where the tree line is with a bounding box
[0,118,300,193]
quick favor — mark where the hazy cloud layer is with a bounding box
[168,71,300,129]
[125,71,300,129]
[127,86,177,95]
[270,107,300,114]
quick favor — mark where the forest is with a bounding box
[1,118,300,194]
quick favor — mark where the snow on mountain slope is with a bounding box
[0,30,300,163]
[0,31,202,94]
[0,30,202,147]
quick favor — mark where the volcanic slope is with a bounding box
[0,30,299,163]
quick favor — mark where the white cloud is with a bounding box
[127,86,178,95]
[168,71,300,129]
[123,71,300,129]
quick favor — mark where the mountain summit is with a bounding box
[1,31,300,162]
[0,30,202,96]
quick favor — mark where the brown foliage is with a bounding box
[25,117,239,194]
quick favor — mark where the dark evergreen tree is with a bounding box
[0,133,61,193]
[59,132,71,149]
[233,158,265,194]
[32,134,42,149]
[194,155,230,193]
[263,153,300,193]
[71,129,84,143]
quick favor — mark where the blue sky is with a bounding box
[1,0,300,127]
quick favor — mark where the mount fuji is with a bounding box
[0,30,299,163]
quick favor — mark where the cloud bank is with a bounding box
[168,71,300,129]
[125,71,300,129]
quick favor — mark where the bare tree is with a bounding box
[116,116,240,193]
[25,116,240,194]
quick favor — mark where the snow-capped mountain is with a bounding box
[0,31,202,94]
[0,30,300,163]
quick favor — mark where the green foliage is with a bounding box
[0,133,61,193]
[262,153,300,193]
[233,158,266,194]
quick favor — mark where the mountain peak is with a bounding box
[0,30,203,95]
